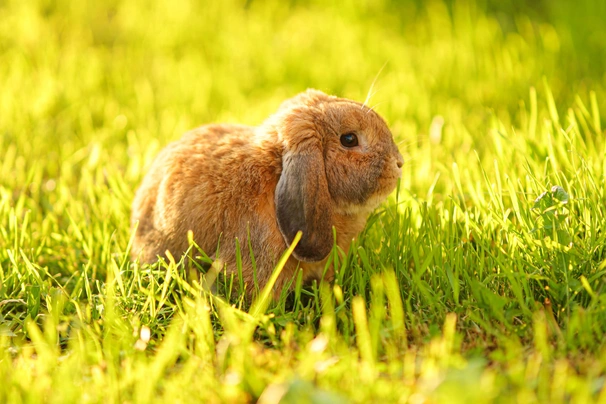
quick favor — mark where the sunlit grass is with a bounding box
[1,0,606,402]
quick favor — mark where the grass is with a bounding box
[1,0,606,402]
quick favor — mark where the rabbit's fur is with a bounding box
[131,89,403,294]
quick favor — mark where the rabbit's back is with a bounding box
[131,124,285,276]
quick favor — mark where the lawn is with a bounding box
[1,0,606,402]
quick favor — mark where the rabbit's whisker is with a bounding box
[363,61,389,108]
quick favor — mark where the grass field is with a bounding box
[2,0,606,402]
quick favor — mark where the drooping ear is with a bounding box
[275,147,334,262]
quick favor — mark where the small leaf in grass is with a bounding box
[533,185,569,211]
[532,185,572,245]
[550,185,569,204]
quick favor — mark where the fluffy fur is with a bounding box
[131,89,403,294]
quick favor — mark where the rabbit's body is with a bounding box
[131,90,403,294]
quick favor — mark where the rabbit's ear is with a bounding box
[275,146,334,262]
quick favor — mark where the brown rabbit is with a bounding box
[131,89,403,295]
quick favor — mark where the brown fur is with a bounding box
[131,89,403,295]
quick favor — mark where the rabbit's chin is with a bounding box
[336,193,393,216]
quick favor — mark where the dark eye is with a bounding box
[340,133,359,148]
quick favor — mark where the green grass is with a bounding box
[2,0,606,402]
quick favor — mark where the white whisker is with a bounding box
[397,138,419,147]
[368,100,387,112]
[363,61,389,110]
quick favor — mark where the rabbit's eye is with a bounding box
[340,133,359,147]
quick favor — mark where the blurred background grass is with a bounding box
[2,0,605,158]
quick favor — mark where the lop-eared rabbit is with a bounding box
[131,89,403,295]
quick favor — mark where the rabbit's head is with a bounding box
[269,89,404,263]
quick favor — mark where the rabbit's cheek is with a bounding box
[326,163,377,205]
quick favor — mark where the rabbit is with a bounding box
[130,89,404,296]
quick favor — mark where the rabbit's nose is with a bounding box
[396,153,404,168]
